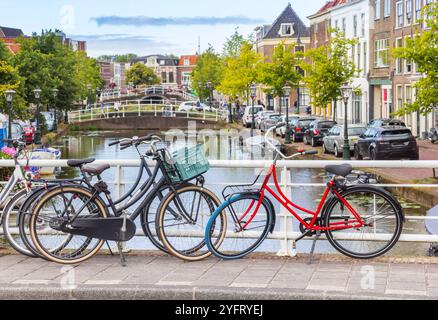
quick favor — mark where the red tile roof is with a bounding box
[315,0,347,15]
[178,55,198,66]
[0,38,21,54]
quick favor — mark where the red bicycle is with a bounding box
[205,124,404,260]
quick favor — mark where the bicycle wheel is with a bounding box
[29,186,108,265]
[205,193,274,260]
[156,185,225,261]
[2,189,37,257]
[140,186,172,254]
[324,186,403,259]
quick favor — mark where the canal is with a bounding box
[51,129,430,257]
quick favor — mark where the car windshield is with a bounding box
[349,127,366,136]
[382,130,411,136]
[318,122,336,129]
[299,120,315,126]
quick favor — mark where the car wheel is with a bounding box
[292,134,298,143]
[322,144,329,154]
[311,138,318,147]
[334,145,341,158]
[354,146,363,160]
[303,136,308,145]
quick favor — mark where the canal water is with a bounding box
[51,130,430,257]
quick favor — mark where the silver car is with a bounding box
[323,125,367,158]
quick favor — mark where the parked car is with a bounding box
[368,118,406,128]
[354,126,419,161]
[289,117,317,142]
[323,125,367,158]
[242,105,265,128]
[11,122,25,141]
[303,120,337,147]
[256,111,275,129]
[178,101,197,112]
[41,112,55,132]
[275,115,301,138]
[260,114,281,132]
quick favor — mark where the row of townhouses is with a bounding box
[99,54,198,91]
[254,0,436,137]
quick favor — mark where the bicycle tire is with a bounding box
[156,185,225,261]
[205,193,274,260]
[323,185,403,259]
[1,189,37,257]
[29,186,109,265]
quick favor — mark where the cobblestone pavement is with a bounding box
[1,253,438,300]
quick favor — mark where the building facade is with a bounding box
[132,55,179,90]
[177,55,198,90]
[254,3,311,112]
[97,61,114,88]
[0,26,24,54]
[370,0,435,137]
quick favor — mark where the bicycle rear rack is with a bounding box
[222,172,264,200]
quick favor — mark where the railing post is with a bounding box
[154,104,157,117]
[203,108,206,120]
[277,166,296,258]
[138,101,141,117]
[123,104,126,118]
[91,107,93,121]
[216,109,218,122]
[79,110,81,122]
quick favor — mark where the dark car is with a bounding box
[368,118,406,128]
[303,120,337,147]
[354,126,419,161]
[290,117,317,142]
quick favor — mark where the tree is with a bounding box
[259,41,303,101]
[222,28,245,58]
[218,41,263,103]
[393,2,438,116]
[191,46,223,101]
[126,62,160,87]
[301,29,359,120]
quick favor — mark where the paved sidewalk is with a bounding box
[1,253,438,300]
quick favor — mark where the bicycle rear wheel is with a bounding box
[156,185,225,261]
[205,194,274,260]
[324,186,403,259]
[29,186,108,264]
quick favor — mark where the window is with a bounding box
[352,44,356,65]
[374,39,389,67]
[375,0,381,19]
[384,0,391,16]
[414,0,422,22]
[405,85,412,105]
[159,60,165,66]
[361,13,366,36]
[363,41,367,75]
[334,20,339,30]
[169,72,174,83]
[161,72,167,83]
[397,1,404,27]
[396,38,403,74]
[326,20,330,40]
[405,37,413,73]
[184,59,190,66]
[406,0,412,25]
[354,15,358,37]
[357,43,361,72]
[425,0,434,28]
[280,23,294,36]
[396,85,403,111]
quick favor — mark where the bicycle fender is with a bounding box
[321,185,405,223]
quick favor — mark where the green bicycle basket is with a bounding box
[164,144,210,184]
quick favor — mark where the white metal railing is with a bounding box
[1,159,438,257]
[68,101,221,124]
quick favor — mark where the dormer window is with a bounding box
[184,59,190,66]
[279,23,294,37]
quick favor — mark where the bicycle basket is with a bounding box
[163,144,210,184]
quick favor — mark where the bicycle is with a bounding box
[205,123,404,261]
[27,135,226,265]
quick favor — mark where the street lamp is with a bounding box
[4,90,16,145]
[283,85,292,144]
[33,88,42,145]
[52,89,59,132]
[340,82,353,160]
[250,84,257,137]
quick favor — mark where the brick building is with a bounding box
[254,3,311,112]
[97,61,114,88]
[177,55,198,90]
[131,55,179,90]
[0,26,24,55]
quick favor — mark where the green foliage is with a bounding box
[97,53,138,63]
[218,41,263,103]
[126,62,160,87]
[192,46,223,101]
[222,28,246,58]
[301,29,359,110]
[259,41,303,98]
[392,2,438,116]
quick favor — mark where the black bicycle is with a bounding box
[27,135,226,265]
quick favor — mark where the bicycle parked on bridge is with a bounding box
[205,123,404,262]
[25,135,226,265]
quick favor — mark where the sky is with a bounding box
[0,0,327,58]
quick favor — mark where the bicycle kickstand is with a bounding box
[117,242,127,267]
[308,231,321,266]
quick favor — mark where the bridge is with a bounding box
[0,159,438,300]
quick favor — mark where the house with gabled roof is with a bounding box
[0,26,24,55]
[254,3,311,113]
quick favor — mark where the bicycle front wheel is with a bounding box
[205,194,274,260]
[324,186,403,259]
[156,185,225,261]
[29,186,108,264]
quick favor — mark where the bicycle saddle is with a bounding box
[325,164,353,177]
[67,158,95,168]
[81,164,111,175]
